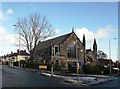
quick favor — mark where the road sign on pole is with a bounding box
[51,44,54,76]
[80,62,84,68]
[74,62,80,69]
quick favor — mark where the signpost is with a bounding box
[74,62,80,70]
[80,61,84,68]
[51,44,54,76]
[80,61,84,75]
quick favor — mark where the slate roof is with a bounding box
[98,59,113,65]
[3,50,30,59]
[9,50,29,57]
[35,32,73,50]
[86,49,93,54]
[17,50,30,56]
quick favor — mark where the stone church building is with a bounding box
[33,29,97,70]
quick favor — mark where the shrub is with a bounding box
[54,63,62,71]
[25,61,40,69]
[13,62,19,66]
[67,64,77,73]
[83,64,110,75]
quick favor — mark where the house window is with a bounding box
[67,48,70,58]
[55,60,59,66]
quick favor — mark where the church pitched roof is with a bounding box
[35,32,73,50]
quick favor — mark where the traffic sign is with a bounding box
[74,62,77,67]
[74,62,80,69]
[80,62,84,68]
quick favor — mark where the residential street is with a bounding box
[93,76,119,87]
[1,65,120,88]
[2,65,74,87]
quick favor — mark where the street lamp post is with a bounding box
[116,47,119,72]
[51,44,54,76]
[109,39,111,74]
[75,40,79,81]
[109,38,117,74]
[13,25,21,67]
[80,49,83,75]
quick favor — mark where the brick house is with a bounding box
[33,30,97,70]
[98,58,114,67]
[2,50,30,66]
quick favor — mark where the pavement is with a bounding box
[8,65,117,87]
[40,72,117,86]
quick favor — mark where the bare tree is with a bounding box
[14,13,55,60]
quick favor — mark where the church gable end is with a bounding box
[33,29,98,70]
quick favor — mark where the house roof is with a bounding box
[86,49,93,54]
[98,59,113,65]
[18,50,30,56]
[35,32,73,50]
[4,50,30,57]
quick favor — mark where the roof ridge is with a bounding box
[39,32,72,43]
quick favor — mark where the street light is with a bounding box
[80,49,83,75]
[116,45,119,72]
[76,41,84,81]
[13,25,21,67]
[109,38,117,74]
[51,44,54,76]
[75,40,79,81]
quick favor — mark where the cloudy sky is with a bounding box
[0,2,118,61]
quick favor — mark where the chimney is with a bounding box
[17,49,19,54]
[11,51,13,54]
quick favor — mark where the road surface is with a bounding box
[93,76,119,88]
[2,65,120,88]
[2,65,73,87]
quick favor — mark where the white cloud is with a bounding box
[75,27,95,42]
[0,26,5,33]
[0,11,9,21]
[74,25,112,42]
[0,26,17,45]
[0,11,3,20]
[96,26,111,39]
[55,29,60,34]
[6,9,14,15]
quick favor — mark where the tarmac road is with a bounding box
[2,65,73,87]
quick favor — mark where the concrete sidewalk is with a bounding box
[40,72,116,86]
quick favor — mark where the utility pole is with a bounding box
[18,28,21,67]
[13,25,21,67]
[109,39,111,74]
[80,49,83,75]
[109,38,117,74]
[51,44,54,76]
[76,40,79,81]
